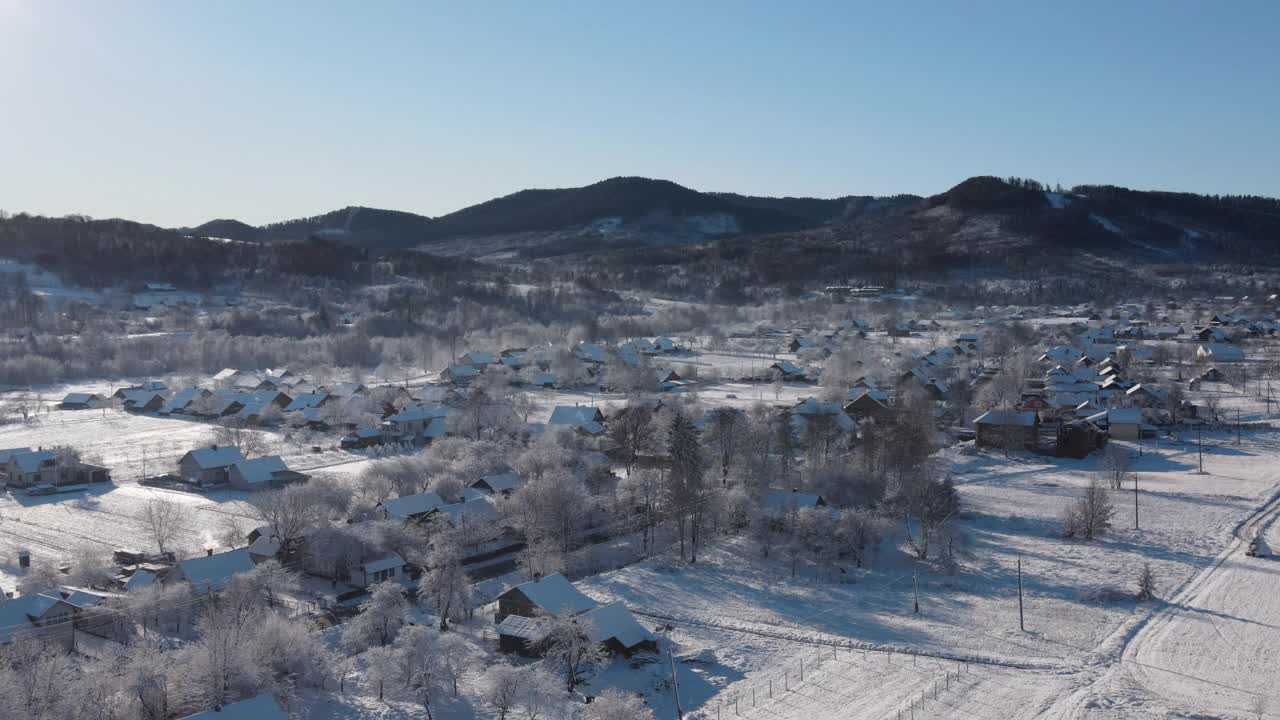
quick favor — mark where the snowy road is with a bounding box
[1034,474,1280,719]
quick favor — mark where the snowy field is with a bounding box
[571,431,1280,719]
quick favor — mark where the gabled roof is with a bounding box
[0,447,33,465]
[580,601,656,648]
[974,410,1037,427]
[764,488,825,512]
[382,492,446,519]
[389,404,449,423]
[574,343,608,364]
[125,569,156,591]
[847,388,889,404]
[771,360,803,376]
[430,496,498,524]
[506,573,598,617]
[61,392,102,405]
[231,456,290,486]
[284,393,328,412]
[212,368,241,381]
[549,406,604,427]
[175,550,255,593]
[445,364,481,378]
[461,351,500,365]
[9,450,56,474]
[0,593,74,643]
[474,471,523,493]
[183,446,246,470]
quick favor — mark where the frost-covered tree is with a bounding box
[418,530,473,630]
[582,688,654,720]
[537,614,606,692]
[141,498,189,557]
[1063,478,1114,540]
[481,663,527,720]
[341,581,409,650]
[666,410,709,563]
[607,403,657,472]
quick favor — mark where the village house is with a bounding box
[0,449,111,490]
[764,488,826,515]
[769,360,807,381]
[494,572,599,624]
[442,364,481,386]
[166,549,256,594]
[496,601,658,657]
[548,405,606,435]
[844,388,890,418]
[973,410,1039,449]
[227,455,307,491]
[1086,407,1144,440]
[379,492,447,523]
[0,592,77,648]
[177,446,247,486]
[349,552,410,589]
[58,392,107,410]
[472,471,524,497]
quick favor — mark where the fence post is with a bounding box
[800,658,804,681]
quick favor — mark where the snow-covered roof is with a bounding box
[61,392,101,405]
[382,492,446,519]
[847,388,889,404]
[575,343,608,364]
[212,368,241,381]
[764,488,824,512]
[461,351,499,365]
[125,569,156,591]
[974,410,1037,427]
[232,456,290,486]
[389,404,449,423]
[445,364,481,378]
[1107,408,1142,424]
[0,447,33,465]
[179,694,288,720]
[362,553,405,574]
[184,446,246,470]
[508,573,598,617]
[549,406,604,427]
[9,450,55,474]
[284,393,328,412]
[792,397,845,415]
[246,535,280,558]
[0,593,71,643]
[175,549,256,593]
[495,614,548,643]
[580,601,656,649]
[474,471,523,493]
[772,360,803,375]
[432,496,498,524]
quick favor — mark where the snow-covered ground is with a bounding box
[570,432,1280,719]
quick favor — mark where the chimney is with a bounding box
[211,444,218,451]
[17,550,30,568]
[533,572,542,581]
[206,548,214,557]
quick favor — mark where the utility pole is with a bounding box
[1198,424,1204,474]
[1134,474,1139,530]
[1236,408,1241,445]
[1017,556,1025,632]
[665,629,683,719]
[912,569,920,614]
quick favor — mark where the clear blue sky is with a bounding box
[1,1,1277,227]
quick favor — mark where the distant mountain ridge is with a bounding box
[185,177,896,251]
[173,174,1280,263]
